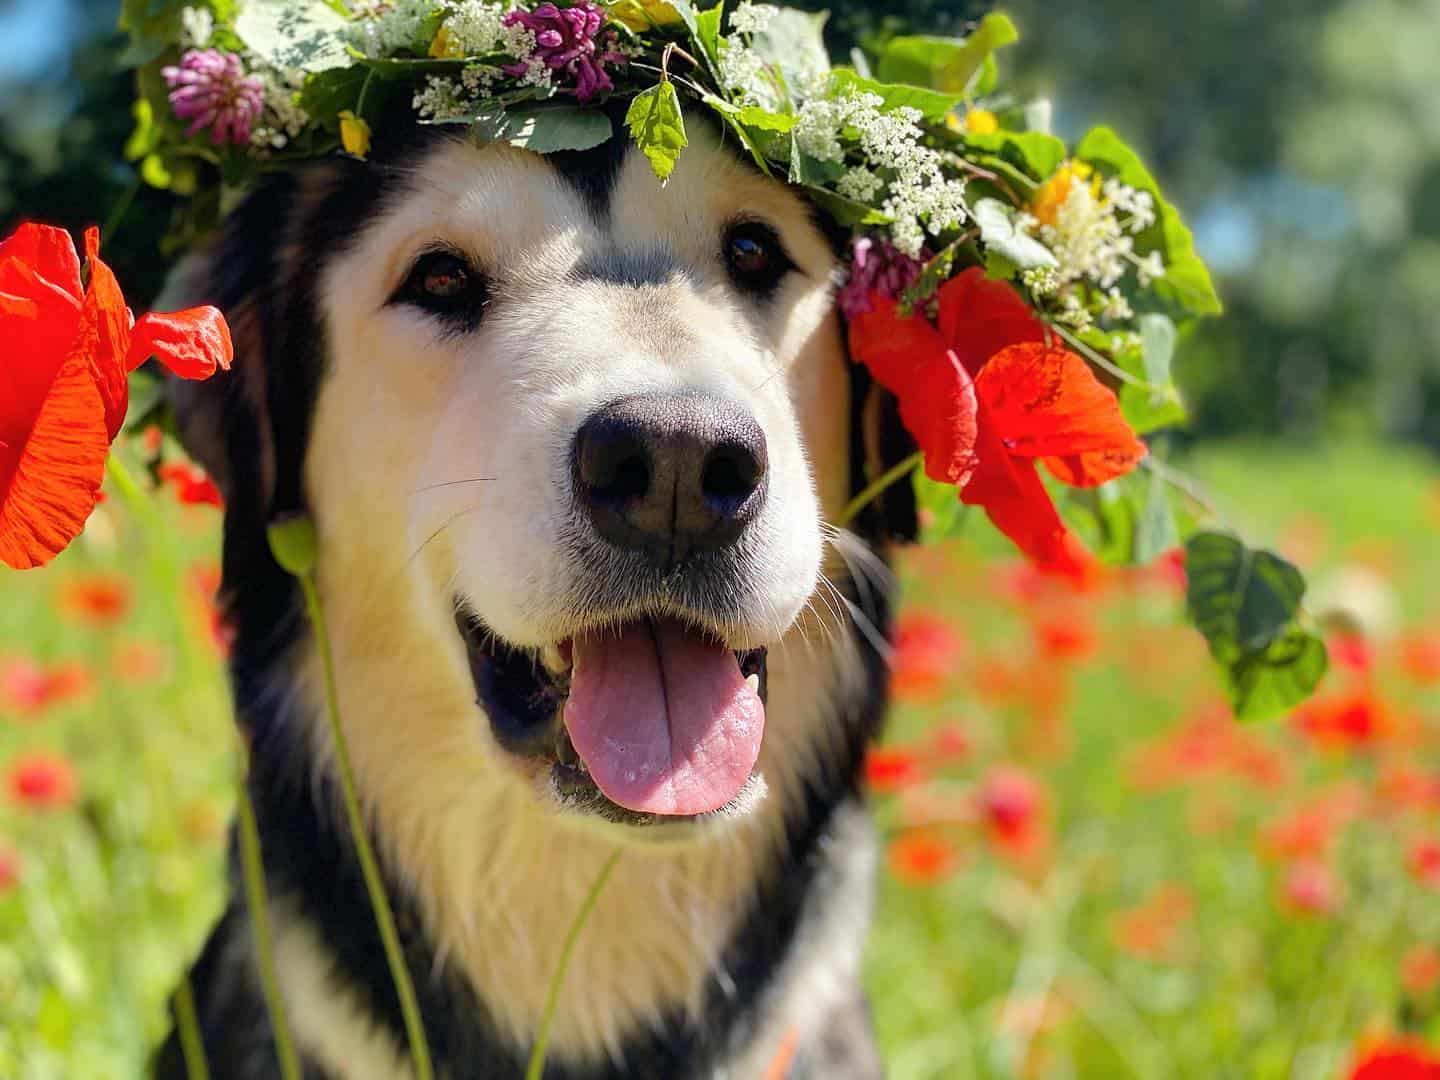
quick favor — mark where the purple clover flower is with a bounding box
[162,49,265,147]
[837,237,930,319]
[502,2,627,104]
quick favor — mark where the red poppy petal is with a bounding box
[846,292,947,397]
[935,268,1047,376]
[73,228,132,441]
[974,343,1146,483]
[0,223,82,301]
[0,350,109,569]
[128,306,233,379]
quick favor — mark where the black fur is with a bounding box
[156,123,899,1079]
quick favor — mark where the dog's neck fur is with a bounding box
[183,551,891,1079]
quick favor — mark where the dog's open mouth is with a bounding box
[456,605,768,825]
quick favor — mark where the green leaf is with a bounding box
[735,106,796,132]
[625,82,689,183]
[694,2,724,70]
[1227,627,1329,723]
[1185,531,1307,656]
[235,0,351,73]
[467,106,613,153]
[900,240,966,309]
[752,9,831,97]
[1138,313,1176,386]
[1185,530,1325,720]
[1074,126,1222,317]
[877,14,1019,93]
[298,66,371,131]
[972,197,1056,271]
[962,130,1067,184]
[786,143,845,187]
[912,472,971,543]
[1134,466,1179,563]
[800,185,892,227]
[826,70,963,123]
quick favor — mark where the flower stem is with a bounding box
[234,758,302,1080]
[172,975,211,1080]
[297,572,435,1080]
[836,450,924,528]
[104,454,292,1079]
[526,848,622,1080]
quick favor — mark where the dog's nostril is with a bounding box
[701,443,762,506]
[578,426,652,503]
[607,455,649,501]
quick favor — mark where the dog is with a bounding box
[154,104,918,1079]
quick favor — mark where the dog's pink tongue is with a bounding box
[564,620,763,816]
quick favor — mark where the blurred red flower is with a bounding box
[0,223,231,569]
[1282,859,1340,916]
[1109,883,1192,961]
[977,766,1046,856]
[1,657,92,716]
[889,612,964,698]
[0,842,16,893]
[110,639,171,685]
[1403,945,1440,998]
[1329,631,1375,676]
[864,746,925,794]
[887,830,960,886]
[1294,686,1389,749]
[928,723,971,763]
[1400,633,1440,687]
[1034,611,1098,661]
[159,461,223,508]
[1407,839,1440,891]
[58,573,131,627]
[7,750,78,810]
[1346,1038,1440,1079]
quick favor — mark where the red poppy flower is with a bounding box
[1401,633,1440,687]
[159,460,224,508]
[847,272,1145,572]
[1408,839,1440,891]
[0,656,92,716]
[7,750,78,810]
[1403,946,1440,997]
[0,223,231,569]
[890,611,964,699]
[977,765,1044,853]
[111,639,172,685]
[0,842,17,893]
[887,830,960,886]
[864,746,926,794]
[1294,686,1389,748]
[58,573,131,626]
[1347,1038,1440,1080]
[1281,859,1340,916]
[1109,884,1192,961]
[1034,610,1098,661]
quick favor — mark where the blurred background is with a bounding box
[3,1,1440,1077]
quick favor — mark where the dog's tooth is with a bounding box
[745,673,760,694]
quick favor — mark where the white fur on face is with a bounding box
[291,119,866,1064]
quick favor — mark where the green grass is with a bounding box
[2,440,1438,1078]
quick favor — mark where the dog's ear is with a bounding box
[846,345,919,546]
[161,168,343,683]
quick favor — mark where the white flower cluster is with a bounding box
[179,6,213,48]
[1025,173,1165,299]
[717,41,781,110]
[439,0,533,55]
[793,91,969,257]
[248,67,310,151]
[729,2,779,34]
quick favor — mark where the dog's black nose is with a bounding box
[573,392,768,563]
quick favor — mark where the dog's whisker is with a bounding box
[408,476,496,496]
[405,504,487,568]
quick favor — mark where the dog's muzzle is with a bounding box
[572,391,767,568]
[456,606,768,827]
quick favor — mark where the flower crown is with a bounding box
[121,1,1325,719]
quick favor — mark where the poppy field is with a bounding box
[2,437,1440,1078]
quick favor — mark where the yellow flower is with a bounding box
[429,26,462,58]
[607,0,683,32]
[1030,161,1097,227]
[964,108,999,134]
[338,111,372,159]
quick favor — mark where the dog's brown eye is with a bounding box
[394,249,490,328]
[723,222,793,296]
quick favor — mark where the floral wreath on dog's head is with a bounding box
[0,0,1323,719]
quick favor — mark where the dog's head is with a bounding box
[172,110,914,839]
